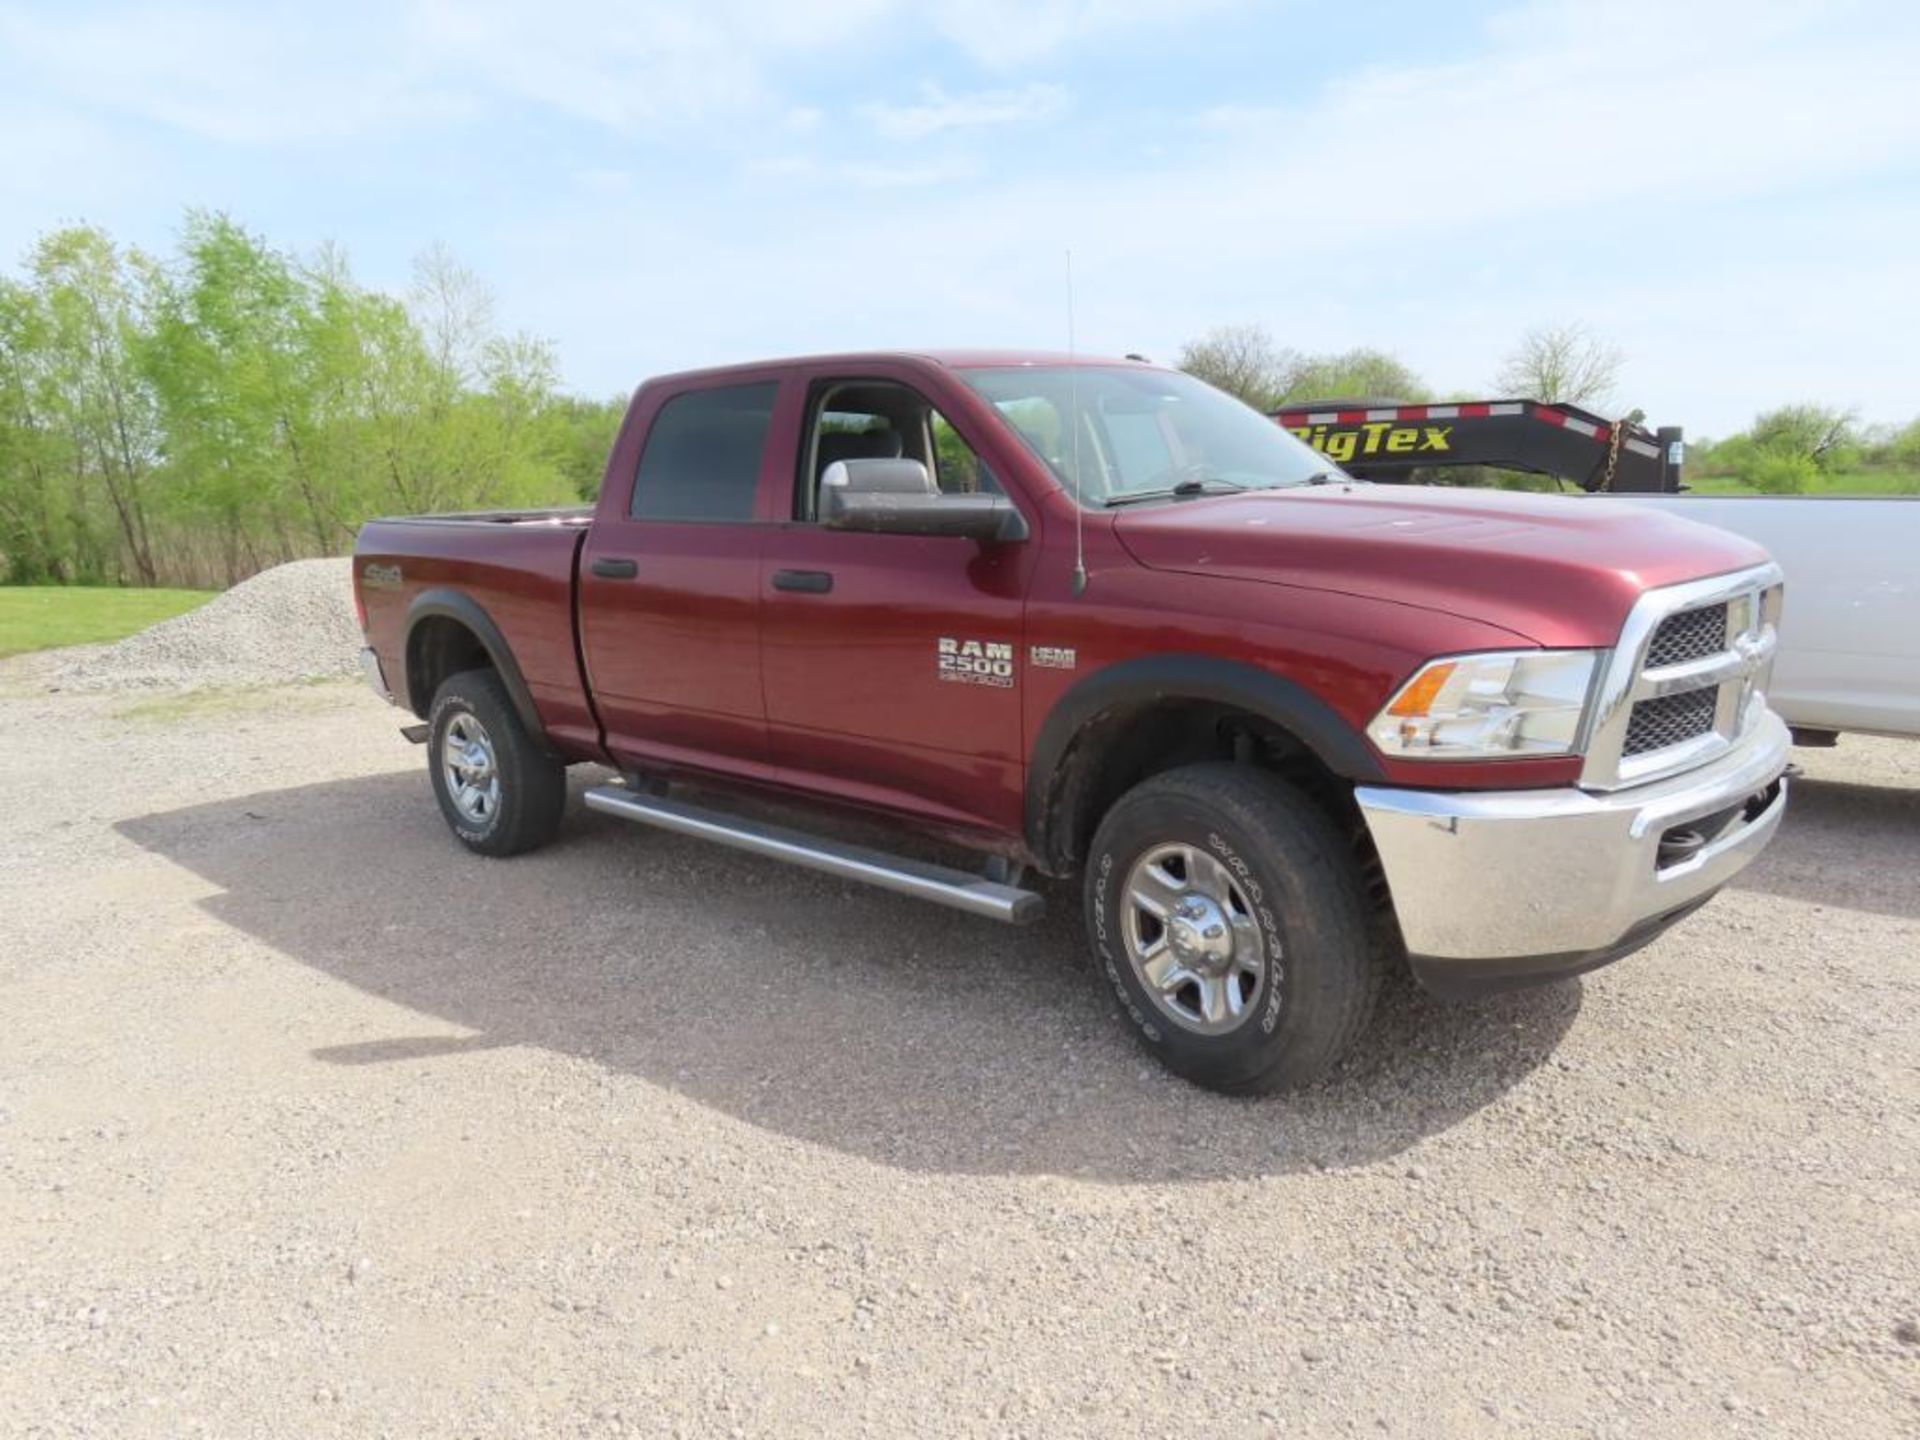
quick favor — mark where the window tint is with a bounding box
[632,381,777,521]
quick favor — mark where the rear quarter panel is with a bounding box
[354,517,601,758]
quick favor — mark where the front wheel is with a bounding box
[427,668,567,857]
[1085,763,1382,1093]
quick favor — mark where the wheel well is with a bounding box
[405,615,493,717]
[1040,699,1368,876]
[1040,697,1400,959]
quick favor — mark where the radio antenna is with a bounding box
[1067,248,1088,595]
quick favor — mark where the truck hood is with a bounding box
[1111,484,1772,647]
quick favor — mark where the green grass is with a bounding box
[1684,467,1920,498]
[0,585,215,659]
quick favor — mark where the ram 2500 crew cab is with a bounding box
[354,352,1790,1092]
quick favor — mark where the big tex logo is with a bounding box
[1289,421,1452,463]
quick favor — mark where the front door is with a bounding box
[759,372,1035,834]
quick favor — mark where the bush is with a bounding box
[1688,433,1753,480]
[1739,448,1821,495]
[1749,404,1856,471]
[1886,418,1920,469]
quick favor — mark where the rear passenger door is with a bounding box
[579,377,787,779]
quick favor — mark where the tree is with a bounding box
[0,213,591,587]
[143,212,328,579]
[1886,417,1920,469]
[1494,322,1622,406]
[1276,347,1429,405]
[1749,403,1857,470]
[1176,324,1297,410]
[28,227,166,584]
[410,242,494,395]
[1178,327,1431,409]
[0,279,79,582]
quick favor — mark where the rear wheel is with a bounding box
[427,668,566,857]
[1085,763,1382,1093]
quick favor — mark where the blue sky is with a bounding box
[3,0,1916,436]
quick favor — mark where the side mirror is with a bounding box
[820,459,1029,542]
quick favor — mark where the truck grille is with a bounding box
[1580,565,1783,790]
[1645,603,1729,669]
[1623,687,1719,756]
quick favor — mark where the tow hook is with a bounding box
[1657,828,1707,867]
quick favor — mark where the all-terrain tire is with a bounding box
[1085,763,1383,1093]
[426,668,567,857]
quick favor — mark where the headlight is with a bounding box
[1369,650,1599,759]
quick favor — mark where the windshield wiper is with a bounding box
[1104,478,1249,507]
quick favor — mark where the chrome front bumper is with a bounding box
[359,645,395,703]
[1357,711,1790,991]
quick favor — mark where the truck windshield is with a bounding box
[957,366,1347,505]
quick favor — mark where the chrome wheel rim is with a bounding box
[1121,842,1267,1035]
[441,712,501,826]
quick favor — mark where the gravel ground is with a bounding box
[39,558,358,692]
[1,669,1915,1438]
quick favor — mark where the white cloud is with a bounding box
[861,82,1068,140]
[927,0,1240,69]
[5,0,1916,435]
[0,4,467,145]
[0,0,897,142]
[1177,0,1920,239]
[841,157,986,189]
[570,167,633,194]
[504,0,1920,434]
[0,0,1216,145]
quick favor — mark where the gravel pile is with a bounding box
[47,557,359,692]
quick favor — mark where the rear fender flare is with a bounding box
[403,589,553,753]
[1024,653,1382,872]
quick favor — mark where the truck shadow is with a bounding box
[1730,775,1920,921]
[117,770,1580,1183]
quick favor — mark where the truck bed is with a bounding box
[356,510,602,758]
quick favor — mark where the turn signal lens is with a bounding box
[1386,661,1457,718]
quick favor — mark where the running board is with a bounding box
[582,785,1044,925]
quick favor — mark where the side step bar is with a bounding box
[582,785,1045,926]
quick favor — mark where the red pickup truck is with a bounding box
[354,350,1790,1092]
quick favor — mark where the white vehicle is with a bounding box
[1594,495,1920,744]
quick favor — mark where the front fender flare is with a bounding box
[1024,653,1383,872]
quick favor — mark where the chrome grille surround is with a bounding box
[1580,562,1785,791]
